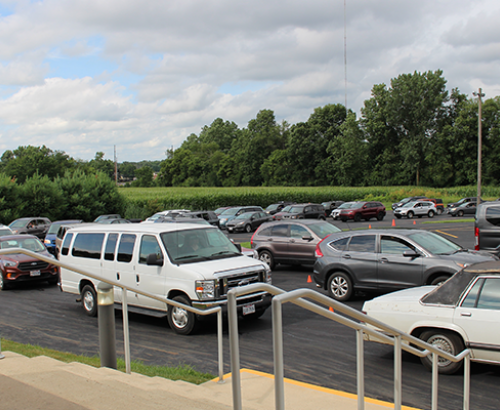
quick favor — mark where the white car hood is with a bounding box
[363,286,435,312]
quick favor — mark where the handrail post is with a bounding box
[463,356,470,410]
[227,290,242,410]
[97,282,117,369]
[272,297,285,410]
[217,309,224,382]
[121,287,131,374]
[0,337,4,360]
[394,335,402,410]
[356,329,365,410]
[432,353,438,410]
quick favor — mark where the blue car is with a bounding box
[44,220,82,254]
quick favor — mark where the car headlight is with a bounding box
[44,239,51,244]
[236,221,244,226]
[195,280,216,299]
[3,260,18,268]
[290,215,297,219]
[220,218,227,223]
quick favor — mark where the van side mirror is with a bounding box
[146,253,163,266]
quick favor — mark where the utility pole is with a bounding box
[114,145,118,186]
[473,88,485,204]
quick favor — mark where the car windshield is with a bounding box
[234,212,253,220]
[280,205,293,213]
[350,203,364,209]
[0,237,45,252]
[338,202,355,210]
[308,222,341,238]
[220,208,240,216]
[265,204,279,211]
[288,206,305,213]
[407,231,462,255]
[161,228,241,264]
[9,219,30,228]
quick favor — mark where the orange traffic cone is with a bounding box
[413,220,416,225]
[369,224,371,229]
[307,275,312,283]
[392,219,396,227]
[329,307,334,312]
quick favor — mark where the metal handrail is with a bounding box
[227,283,471,410]
[0,248,225,382]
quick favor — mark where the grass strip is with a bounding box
[422,218,475,224]
[1,338,214,384]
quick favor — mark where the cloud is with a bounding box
[0,0,499,161]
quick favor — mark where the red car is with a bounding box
[339,201,386,222]
[0,235,59,290]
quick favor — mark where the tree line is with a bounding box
[158,70,500,188]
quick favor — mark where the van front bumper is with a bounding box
[192,291,272,314]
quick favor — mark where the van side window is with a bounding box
[117,234,136,263]
[61,233,73,256]
[139,235,162,264]
[72,233,105,259]
[485,206,500,226]
[104,233,119,261]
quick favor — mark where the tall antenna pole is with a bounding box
[344,0,347,114]
[114,145,118,186]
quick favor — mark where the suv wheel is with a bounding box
[327,272,353,301]
[258,250,275,270]
[428,210,435,218]
[354,214,361,222]
[407,211,414,219]
[376,212,384,221]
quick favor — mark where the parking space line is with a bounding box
[435,229,458,238]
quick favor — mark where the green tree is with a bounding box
[88,152,115,180]
[0,173,21,224]
[133,166,154,187]
[17,173,64,221]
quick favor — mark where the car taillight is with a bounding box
[250,230,257,246]
[315,237,328,258]
[475,227,479,251]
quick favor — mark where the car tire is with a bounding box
[407,211,414,219]
[168,295,198,335]
[258,250,275,270]
[376,212,384,221]
[437,208,443,215]
[0,274,10,291]
[395,215,401,219]
[81,284,98,317]
[457,210,464,217]
[430,275,450,286]
[245,224,252,233]
[428,210,435,218]
[327,272,353,301]
[419,330,465,374]
[354,214,361,222]
[48,276,59,286]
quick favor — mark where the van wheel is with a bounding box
[81,285,97,317]
[327,272,353,301]
[258,250,275,270]
[420,330,464,374]
[168,295,198,335]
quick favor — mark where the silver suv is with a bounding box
[313,229,497,301]
[475,201,500,254]
[393,201,437,219]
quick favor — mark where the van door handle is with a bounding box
[343,254,351,259]
[460,312,472,317]
[136,274,140,284]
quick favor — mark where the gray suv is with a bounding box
[475,201,500,254]
[313,229,497,301]
[8,217,51,239]
[251,220,341,270]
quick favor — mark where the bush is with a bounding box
[17,173,63,221]
[0,173,21,224]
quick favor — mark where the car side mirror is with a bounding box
[146,253,163,266]
[302,235,314,241]
[403,250,420,258]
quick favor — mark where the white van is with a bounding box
[59,223,272,334]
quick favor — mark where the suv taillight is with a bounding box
[315,237,327,258]
[250,230,257,246]
[474,226,479,251]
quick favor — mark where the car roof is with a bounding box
[259,219,330,228]
[0,234,40,241]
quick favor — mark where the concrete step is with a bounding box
[0,352,419,410]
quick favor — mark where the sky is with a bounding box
[0,0,499,163]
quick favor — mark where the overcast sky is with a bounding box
[0,0,498,162]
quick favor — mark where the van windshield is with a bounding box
[161,228,241,264]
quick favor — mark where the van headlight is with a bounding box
[195,280,216,299]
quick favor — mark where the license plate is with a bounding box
[30,270,41,276]
[242,303,255,315]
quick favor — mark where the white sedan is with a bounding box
[362,260,500,374]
